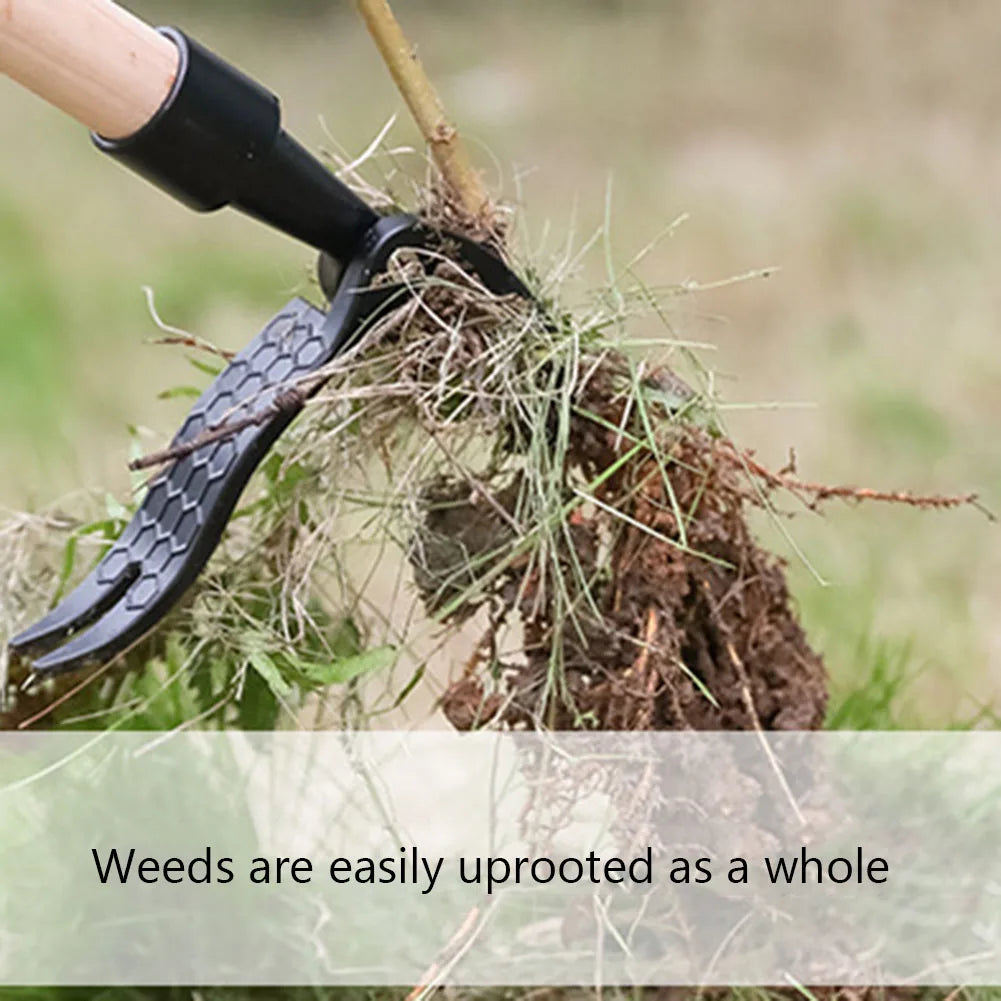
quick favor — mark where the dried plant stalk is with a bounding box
[354,0,492,228]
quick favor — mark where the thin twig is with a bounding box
[128,388,307,472]
[353,0,493,230]
[142,286,234,359]
[148,335,234,361]
[405,903,486,1001]
[13,657,116,730]
[720,623,806,830]
[725,442,992,517]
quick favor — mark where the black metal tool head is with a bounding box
[7,21,534,679]
[8,215,531,677]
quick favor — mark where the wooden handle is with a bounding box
[0,0,179,139]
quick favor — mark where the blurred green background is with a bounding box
[1,0,998,724]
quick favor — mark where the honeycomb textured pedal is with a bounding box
[10,297,330,674]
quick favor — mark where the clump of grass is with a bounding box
[0,193,714,729]
[0,156,982,733]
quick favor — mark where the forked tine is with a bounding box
[8,555,139,658]
[9,297,330,676]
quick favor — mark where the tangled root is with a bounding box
[425,361,828,733]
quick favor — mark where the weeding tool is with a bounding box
[2,0,530,676]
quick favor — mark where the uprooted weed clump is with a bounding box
[284,216,831,734]
[0,182,979,732]
[426,359,829,734]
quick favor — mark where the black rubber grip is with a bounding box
[92,28,378,264]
